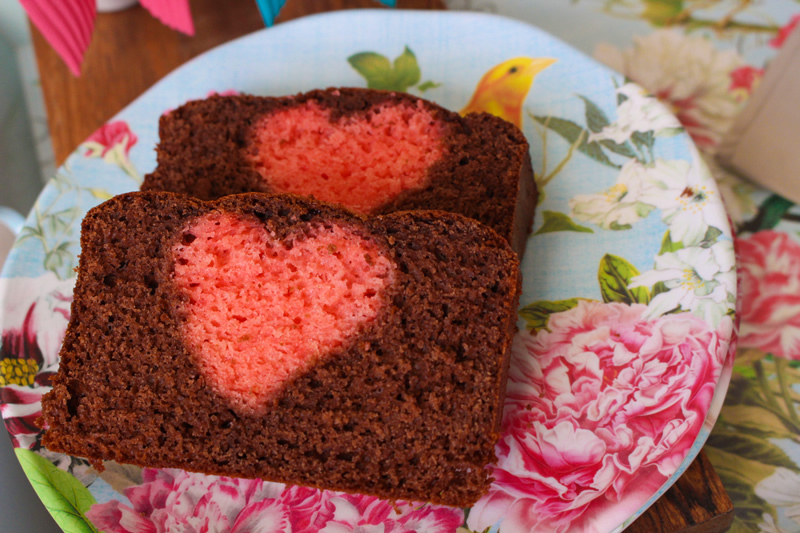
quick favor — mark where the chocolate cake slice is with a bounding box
[141,88,536,255]
[41,191,521,507]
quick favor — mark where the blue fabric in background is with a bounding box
[256,0,396,26]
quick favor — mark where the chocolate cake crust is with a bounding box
[41,191,520,507]
[141,88,536,255]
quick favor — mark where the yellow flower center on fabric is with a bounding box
[677,185,713,213]
[605,183,628,202]
[681,269,703,290]
[0,358,39,387]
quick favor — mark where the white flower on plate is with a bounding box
[628,240,736,326]
[593,30,745,152]
[571,146,729,245]
[758,514,793,533]
[638,146,728,246]
[755,468,800,528]
[569,158,663,229]
[588,82,682,145]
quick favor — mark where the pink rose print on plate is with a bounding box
[738,230,800,360]
[82,120,141,183]
[468,301,730,533]
[84,120,138,158]
[87,468,464,533]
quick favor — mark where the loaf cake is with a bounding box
[141,88,536,255]
[40,191,521,507]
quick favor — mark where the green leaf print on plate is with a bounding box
[417,80,442,92]
[11,162,117,280]
[659,230,685,254]
[577,94,612,134]
[15,448,98,533]
[531,113,619,170]
[519,298,589,333]
[533,210,594,236]
[348,46,427,92]
[658,227,723,255]
[598,253,650,304]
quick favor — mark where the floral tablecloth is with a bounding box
[443,1,800,531]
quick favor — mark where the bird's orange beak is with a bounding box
[526,57,557,76]
[502,57,557,95]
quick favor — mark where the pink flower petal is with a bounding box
[738,231,800,360]
[86,500,157,533]
[2,409,41,436]
[277,485,334,530]
[466,487,515,532]
[85,469,461,533]
[126,478,173,516]
[230,499,291,533]
[396,505,464,532]
[193,482,251,526]
[471,301,727,532]
[85,121,138,158]
[193,499,232,533]
[0,384,46,406]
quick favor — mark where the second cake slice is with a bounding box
[142,88,536,254]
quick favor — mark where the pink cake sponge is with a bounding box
[248,100,446,213]
[172,212,395,414]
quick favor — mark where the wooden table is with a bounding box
[29,1,733,531]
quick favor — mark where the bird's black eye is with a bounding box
[509,66,518,74]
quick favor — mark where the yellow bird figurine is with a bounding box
[460,57,557,128]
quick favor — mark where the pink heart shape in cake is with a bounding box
[247,100,447,213]
[172,212,395,414]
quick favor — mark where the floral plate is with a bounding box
[448,3,800,532]
[0,10,737,533]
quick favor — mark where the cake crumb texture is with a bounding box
[40,191,521,507]
[173,212,394,414]
[248,100,445,213]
